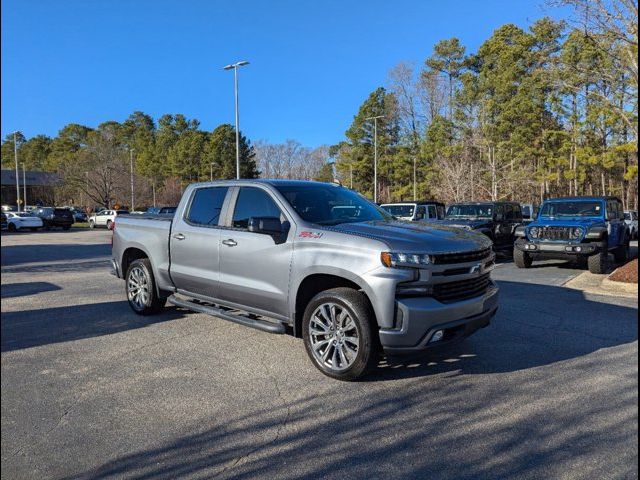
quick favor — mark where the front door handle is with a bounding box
[222,239,237,247]
[172,233,185,240]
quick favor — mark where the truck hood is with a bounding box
[531,217,605,228]
[328,220,493,253]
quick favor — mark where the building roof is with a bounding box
[1,169,60,186]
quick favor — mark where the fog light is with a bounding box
[431,330,444,343]
[575,246,582,252]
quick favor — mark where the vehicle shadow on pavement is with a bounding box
[1,281,61,299]
[1,243,111,267]
[366,279,637,381]
[1,301,185,352]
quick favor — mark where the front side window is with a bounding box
[446,204,493,219]
[232,187,282,229]
[381,204,415,218]
[186,187,228,226]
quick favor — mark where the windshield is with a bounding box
[275,184,393,226]
[540,201,603,217]
[381,204,415,217]
[446,204,493,219]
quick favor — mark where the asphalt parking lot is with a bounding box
[1,229,638,480]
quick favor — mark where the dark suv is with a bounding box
[439,202,523,250]
[33,207,75,230]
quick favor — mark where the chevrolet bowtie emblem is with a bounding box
[469,264,482,274]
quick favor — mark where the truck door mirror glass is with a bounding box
[248,216,283,234]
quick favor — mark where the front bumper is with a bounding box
[514,238,605,255]
[378,284,499,354]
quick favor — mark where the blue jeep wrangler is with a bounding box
[513,196,631,274]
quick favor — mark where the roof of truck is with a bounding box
[544,196,621,202]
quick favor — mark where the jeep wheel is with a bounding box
[588,249,609,275]
[514,248,533,268]
[302,287,379,381]
[126,258,166,315]
[106,220,113,230]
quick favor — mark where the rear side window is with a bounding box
[232,187,282,229]
[186,187,228,226]
[427,205,437,219]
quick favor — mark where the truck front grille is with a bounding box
[433,273,492,303]
[431,248,492,265]
[538,226,572,241]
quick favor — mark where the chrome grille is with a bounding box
[431,248,492,265]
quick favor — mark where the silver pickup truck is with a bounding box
[112,180,498,380]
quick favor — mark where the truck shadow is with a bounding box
[1,243,111,267]
[367,279,637,381]
[1,301,185,352]
[1,281,61,298]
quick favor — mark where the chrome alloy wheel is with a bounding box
[127,265,150,310]
[309,303,359,372]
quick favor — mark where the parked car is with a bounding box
[1,205,17,212]
[33,207,75,230]
[146,206,177,215]
[624,210,638,239]
[520,203,539,224]
[89,209,129,229]
[514,196,631,274]
[436,201,523,250]
[1,212,7,231]
[112,180,498,380]
[70,208,88,222]
[5,212,44,232]
[380,201,445,222]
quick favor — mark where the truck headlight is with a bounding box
[570,227,584,239]
[529,227,539,239]
[381,252,431,268]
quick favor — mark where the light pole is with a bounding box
[13,132,20,212]
[413,157,417,200]
[365,115,384,203]
[210,162,214,182]
[129,148,135,211]
[85,172,89,210]
[21,163,26,209]
[223,60,249,179]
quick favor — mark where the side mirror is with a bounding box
[248,216,289,243]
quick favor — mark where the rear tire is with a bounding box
[302,287,379,381]
[613,238,630,264]
[8,223,17,232]
[125,258,166,315]
[106,220,113,230]
[588,248,609,275]
[89,220,95,229]
[514,248,533,268]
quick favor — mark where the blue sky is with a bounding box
[1,0,569,147]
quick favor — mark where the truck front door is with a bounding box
[169,186,229,299]
[217,186,293,318]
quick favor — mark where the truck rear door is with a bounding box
[169,186,230,298]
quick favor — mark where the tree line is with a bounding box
[0,114,332,209]
[332,1,638,208]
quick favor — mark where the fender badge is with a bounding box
[299,231,323,239]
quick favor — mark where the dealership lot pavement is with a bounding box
[1,230,637,480]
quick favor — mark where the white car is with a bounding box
[5,212,44,232]
[624,210,638,239]
[89,209,130,229]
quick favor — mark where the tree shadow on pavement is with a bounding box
[56,280,638,480]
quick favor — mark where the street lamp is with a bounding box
[210,162,215,182]
[223,60,250,180]
[129,148,135,211]
[365,115,384,203]
[21,163,26,209]
[13,132,20,212]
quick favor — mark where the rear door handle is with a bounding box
[172,233,185,240]
[222,239,237,247]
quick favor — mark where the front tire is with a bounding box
[8,223,17,232]
[514,248,533,268]
[302,287,379,381]
[588,248,609,275]
[125,258,166,315]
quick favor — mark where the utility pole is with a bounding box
[413,157,417,200]
[350,164,353,189]
[152,179,157,207]
[85,172,89,210]
[129,148,135,211]
[210,162,214,182]
[223,60,250,179]
[13,132,20,212]
[21,163,27,208]
[365,115,384,203]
